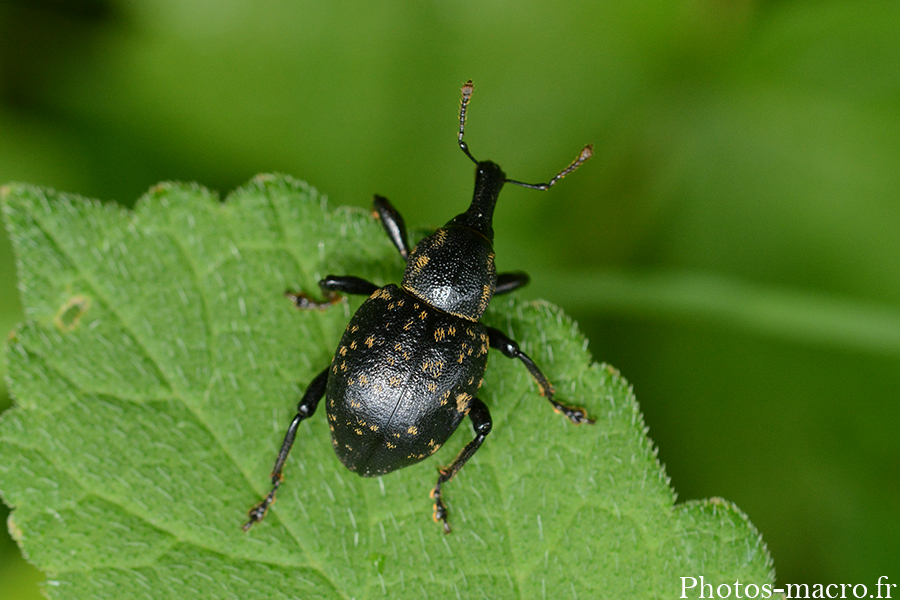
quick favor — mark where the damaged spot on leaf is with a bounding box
[54,295,91,332]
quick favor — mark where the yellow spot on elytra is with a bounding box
[389,376,402,387]
[350,340,358,350]
[455,393,472,413]
[339,346,348,356]
[404,319,414,331]
[350,324,359,333]
[369,424,379,431]
[434,327,445,342]
[427,382,437,392]
[419,311,428,320]
[407,426,418,435]
[447,325,456,336]
[365,335,375,347]
[387,442,396,449]
[457,353,465,363]
[359,374,368,385]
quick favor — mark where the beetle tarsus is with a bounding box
[285,289,340,310]
[431,480,453,533]
[552,401,596,425]
[243,481,280,531]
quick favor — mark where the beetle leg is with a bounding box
[486,326,594,425]
[494,271,530,296]
[373,195,411,260]
[319,275,380,296]
[285,276,380,310]
[243,367,329,531]
[431,397,492,533]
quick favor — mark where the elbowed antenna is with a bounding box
[456,79,593,188]
[506,144,593,190]
[458,80,477,164]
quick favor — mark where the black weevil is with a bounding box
[244,80,594,533]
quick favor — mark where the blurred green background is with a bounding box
[2,0,899,597]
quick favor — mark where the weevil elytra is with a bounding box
[244,80,593,533]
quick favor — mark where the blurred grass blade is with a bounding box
[538,269,900,356]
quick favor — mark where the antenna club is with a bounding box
[581,144,594,161]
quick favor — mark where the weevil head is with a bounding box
[401,161,505,321]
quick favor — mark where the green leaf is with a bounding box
[0,175,773,598]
